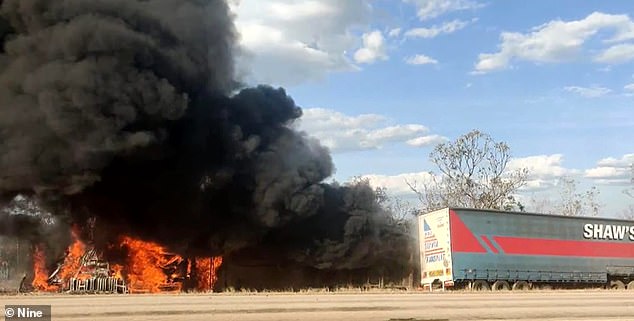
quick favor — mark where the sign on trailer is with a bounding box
[418,208,453,289]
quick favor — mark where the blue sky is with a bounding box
[230,0,634,216]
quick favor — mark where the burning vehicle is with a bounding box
[29,227,223,294]
[0,0,412,293]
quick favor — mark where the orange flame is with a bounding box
[57,228,86,281]
[195,256,223,291]
[119,236,183,293]
[31,245,58,291]
[31,227,87,292]
[31,230,223,294]
[111,264,124,280]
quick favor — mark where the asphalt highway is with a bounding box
[2,290,633,321]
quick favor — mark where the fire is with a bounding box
[31,228,86,292]
[119,236,183,293]
[31,245,57,291]
[195,256,223,291]
[57,228,86,281]
[29,230,223,294]
[111,264,124,280]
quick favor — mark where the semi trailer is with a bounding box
[418,208,634,290]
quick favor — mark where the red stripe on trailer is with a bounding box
[449,210,487,253]
[480,235,498,254]
[425,249,444,255]
[493,236,634,258]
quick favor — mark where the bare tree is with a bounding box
[625,163,634,199]
[408,130,528,212]
[557,177,601,216]
[373,185,418,223]
[623,163,634,220]
[405,174,445,213]
[622,205,634,220]
[527,177,601,217]
[525,193,555,214]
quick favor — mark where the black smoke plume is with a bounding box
[1,195,71,268]
[0,0,411,279]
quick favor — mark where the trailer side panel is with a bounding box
[448,208,634,283]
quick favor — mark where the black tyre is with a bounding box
[492,280,511,291]
[512,281,530,291]
[471,280,490,291]
[627,281,634,290]
[537,283,552,290]
[610,280,626,290]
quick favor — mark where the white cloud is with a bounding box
[596,154,634,168]
[353,30,388,64]
[585,153,634,185]
[585,167,626,179]
[405,54,439,65]
[360,153,633,209]
[388,28,402,37]
[297,108,437,152]
[363,154,577,195]
[363,172,436,195]
[508,154,577,191]
[370,154,578,194]
[474,12,634,73]
[404,19,471,38]
[404,0,484,21]
[564,85,612,98]
[625,83,634,91]
[231,1,372,86]
[406,135,447,147]
[268,1,336,20]
[595,43,634,64]
[509,154,575,178]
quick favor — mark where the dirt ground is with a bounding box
[1,290,633,321]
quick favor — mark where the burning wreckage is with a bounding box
[0,0,413,294]
[34,245,127,294]
[28,229,223,294]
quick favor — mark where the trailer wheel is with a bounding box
[492,280,511,291]
[471,280,490,291]
[512,281,530,291]
[610,280,626,290]
[536,283,552,290]
[627,281,634,290]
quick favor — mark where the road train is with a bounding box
[419,208,634,290]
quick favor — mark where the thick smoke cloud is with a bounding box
[0,0,234,195]
[0,0,410,275]
[1,196,71,266]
